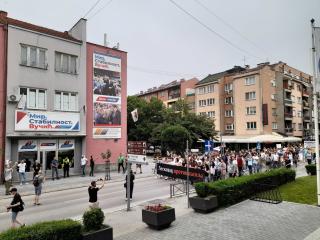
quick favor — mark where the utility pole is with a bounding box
[311,19,320,206]
[186,139,190,208]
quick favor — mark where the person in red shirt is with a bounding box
[237,154,244,177]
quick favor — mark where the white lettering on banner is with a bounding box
[15,110,80,132]
[128,154,148,165]
[158,166,174,174]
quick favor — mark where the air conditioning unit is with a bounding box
[8,94,20,103]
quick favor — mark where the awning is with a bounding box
[220,133,302,143]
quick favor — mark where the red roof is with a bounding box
[0,11,81,43]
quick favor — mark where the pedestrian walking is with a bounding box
[136,163,142,174]
[18,160,27,185]
[81,155,87,177]
[51,157,59,180]
[6,188,25,228]
[33,171,45,205]
[63,157,70,178]
[124,170,135,200]
[118,153,125,174]
[88,178,105,208]
[32,160,41,178]
[89,156,95,177]
[4,162,15,195]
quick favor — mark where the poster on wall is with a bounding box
[18,140,38,152]
[93,53,122,138]
[58,139,75,150]
[39,140,57,151]
[15,110,80,131]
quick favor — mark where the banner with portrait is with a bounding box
[93,53,122,138]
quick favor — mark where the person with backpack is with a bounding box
[33,171,45,205]
[6,187,25,228]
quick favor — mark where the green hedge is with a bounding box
[194,168,296,207]
[0,219,82,240]
[305,164,316,175]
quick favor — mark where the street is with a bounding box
[0,174,172,231]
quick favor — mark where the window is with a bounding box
[246,122,257,129]
[207,111,215,118]
[197,87,205,95]
[271,94,277,101]
[19,87,47,110]
[225,83,233,92]
[207,98,214,106]
[297,85,301,91]
[271,80,276,87]
[272,108,277,116]
[292,110,296,117]
[159,91,165,97]
[297,111,302,117]
[206,85,214,93]
[225,124,234,130]
[199,100,206,107]
[272,122,278,130]
[20,44,47,69]
[55,91,78,111]
[245,76,256,85]
[225,97,233,104]
[188,102,195,109]
[297,97,302,104]
[246,106,256,115]
[291,96,295,103]
[225,110,233,117]
[298,123,303,130]
[245,92,256,101]
[199,112,206,116]
[292,123,296,130]
[55,52,78,74]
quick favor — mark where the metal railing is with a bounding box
[170,182,195,198]
[250,183,282,204]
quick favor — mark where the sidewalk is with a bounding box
[0,161,155,199]
[108,195,320,240]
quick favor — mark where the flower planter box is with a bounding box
[82,226,113,240]
[142,208,175,230]
[189,195,218,213]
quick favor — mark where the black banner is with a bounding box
[156,163,208,181]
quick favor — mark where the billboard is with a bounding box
[15,110,80,131]
[93,53,122,138]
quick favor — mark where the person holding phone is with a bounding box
[88,178,105,208]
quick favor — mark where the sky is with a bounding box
[1,0,319,95]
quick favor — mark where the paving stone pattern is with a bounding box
[115,200,320,240]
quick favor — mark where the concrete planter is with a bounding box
[189,195,218,213]
[82,226,113,240]
[142,208,175,230]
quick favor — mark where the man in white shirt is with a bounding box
[18,160,27,185]
[81,155,87,177]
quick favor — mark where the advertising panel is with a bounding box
[93,53,122,138]
[15,110,80,132]
[156,163,208,181]
[58,139,75,150]
[39,140,57,151]
[18,140,38,152]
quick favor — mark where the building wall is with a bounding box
[234,72,262,135]
[86,43,127,165]
[0,24,6,179]
[221,75,234,135]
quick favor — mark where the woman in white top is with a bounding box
[18,160,27,185]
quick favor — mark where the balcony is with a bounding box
[303,101,310,109]
[303,115,311,122]
[168,94,180,100]
[285,128,293,135]
[303,90,309,97]
[284,112,293,119]
[284,98,293,106]
[283,82,292,91]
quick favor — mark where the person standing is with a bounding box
[88,178,105,208]
[118,153,125,174]
[32,160,41,178]
[51,157,59,180]
[4,162,15,195]
[6,188,25,228]
[18,160,27,185]
[125,170,135,200]
[89,156,95,177]
[33,171,45,205]
[63,157,70,178]
[237,154,244,177]
[81,155,87,177]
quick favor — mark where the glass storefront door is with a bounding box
[40,151,56,170]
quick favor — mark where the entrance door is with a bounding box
[40,151,56,170]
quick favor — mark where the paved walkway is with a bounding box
[110,196,320,240]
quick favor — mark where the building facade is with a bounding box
[0,11,127,180]
[195,62,313,143]
[136,78,198,112]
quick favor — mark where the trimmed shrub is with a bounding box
[82,207,105,232]
[0,219,81,240]
[305,164,316,175]
[194,168,296,207]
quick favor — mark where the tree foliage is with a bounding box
[127,96,216,153]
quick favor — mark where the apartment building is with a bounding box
[195,62,313,143]
[136,78,198,112]
[0,11,127,180]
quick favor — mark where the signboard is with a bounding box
[204,140,213,152]
[39,140,57,151]
[156,163,208,181]
[191,149,199,153]
[256,142,261,150]
[15,110,80,132]
[18,140,38,152]
[276,144,282,149]
[93,53,122,139]
[304,141,316,149]
[58,139,75,150]
[127,154,148,165]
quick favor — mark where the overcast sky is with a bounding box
[1,0,320,95]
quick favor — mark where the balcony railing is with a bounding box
[303,102,310,108]
[284,112,293,118]
[303,90,309,96]
[285,128,293,133]
[284,99,292,105]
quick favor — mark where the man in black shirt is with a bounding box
[6,188,25,228]
[88,178,105,208]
